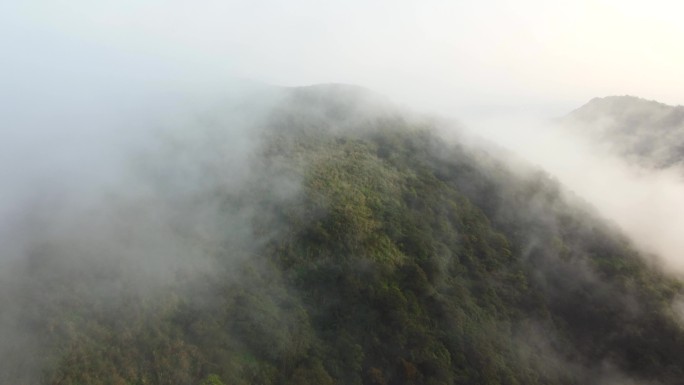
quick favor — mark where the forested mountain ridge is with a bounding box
[2,84,684,385]
[563,95,684,169]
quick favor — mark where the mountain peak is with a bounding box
[571,95,678,120]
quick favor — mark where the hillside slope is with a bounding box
[564,95,684,169]
[3,85,684,385]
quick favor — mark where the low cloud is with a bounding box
[466,110,684,274]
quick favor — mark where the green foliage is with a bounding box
[7,87,684,385]
[199,374,225,385]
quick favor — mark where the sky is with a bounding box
[2,0,683,119]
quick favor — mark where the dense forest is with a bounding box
[2,84,684,385]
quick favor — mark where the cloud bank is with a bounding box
[468,110,684,274]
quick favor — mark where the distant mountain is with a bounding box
[3,85,684,385]
[564,95,684,169]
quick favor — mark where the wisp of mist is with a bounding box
[468,111,684,275]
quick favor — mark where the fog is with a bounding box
[466,110,684,274]
[0,73,293,382]
[3,1,684,382]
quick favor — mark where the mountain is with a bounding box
[564,95,684,169]
[3,85,684,385]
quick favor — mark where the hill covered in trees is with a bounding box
[563,95,684,170]
[2,85,684,385]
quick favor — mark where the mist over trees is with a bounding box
[2,84,684,385]
[564,95,684,170]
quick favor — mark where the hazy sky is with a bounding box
[2,0,683,118]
